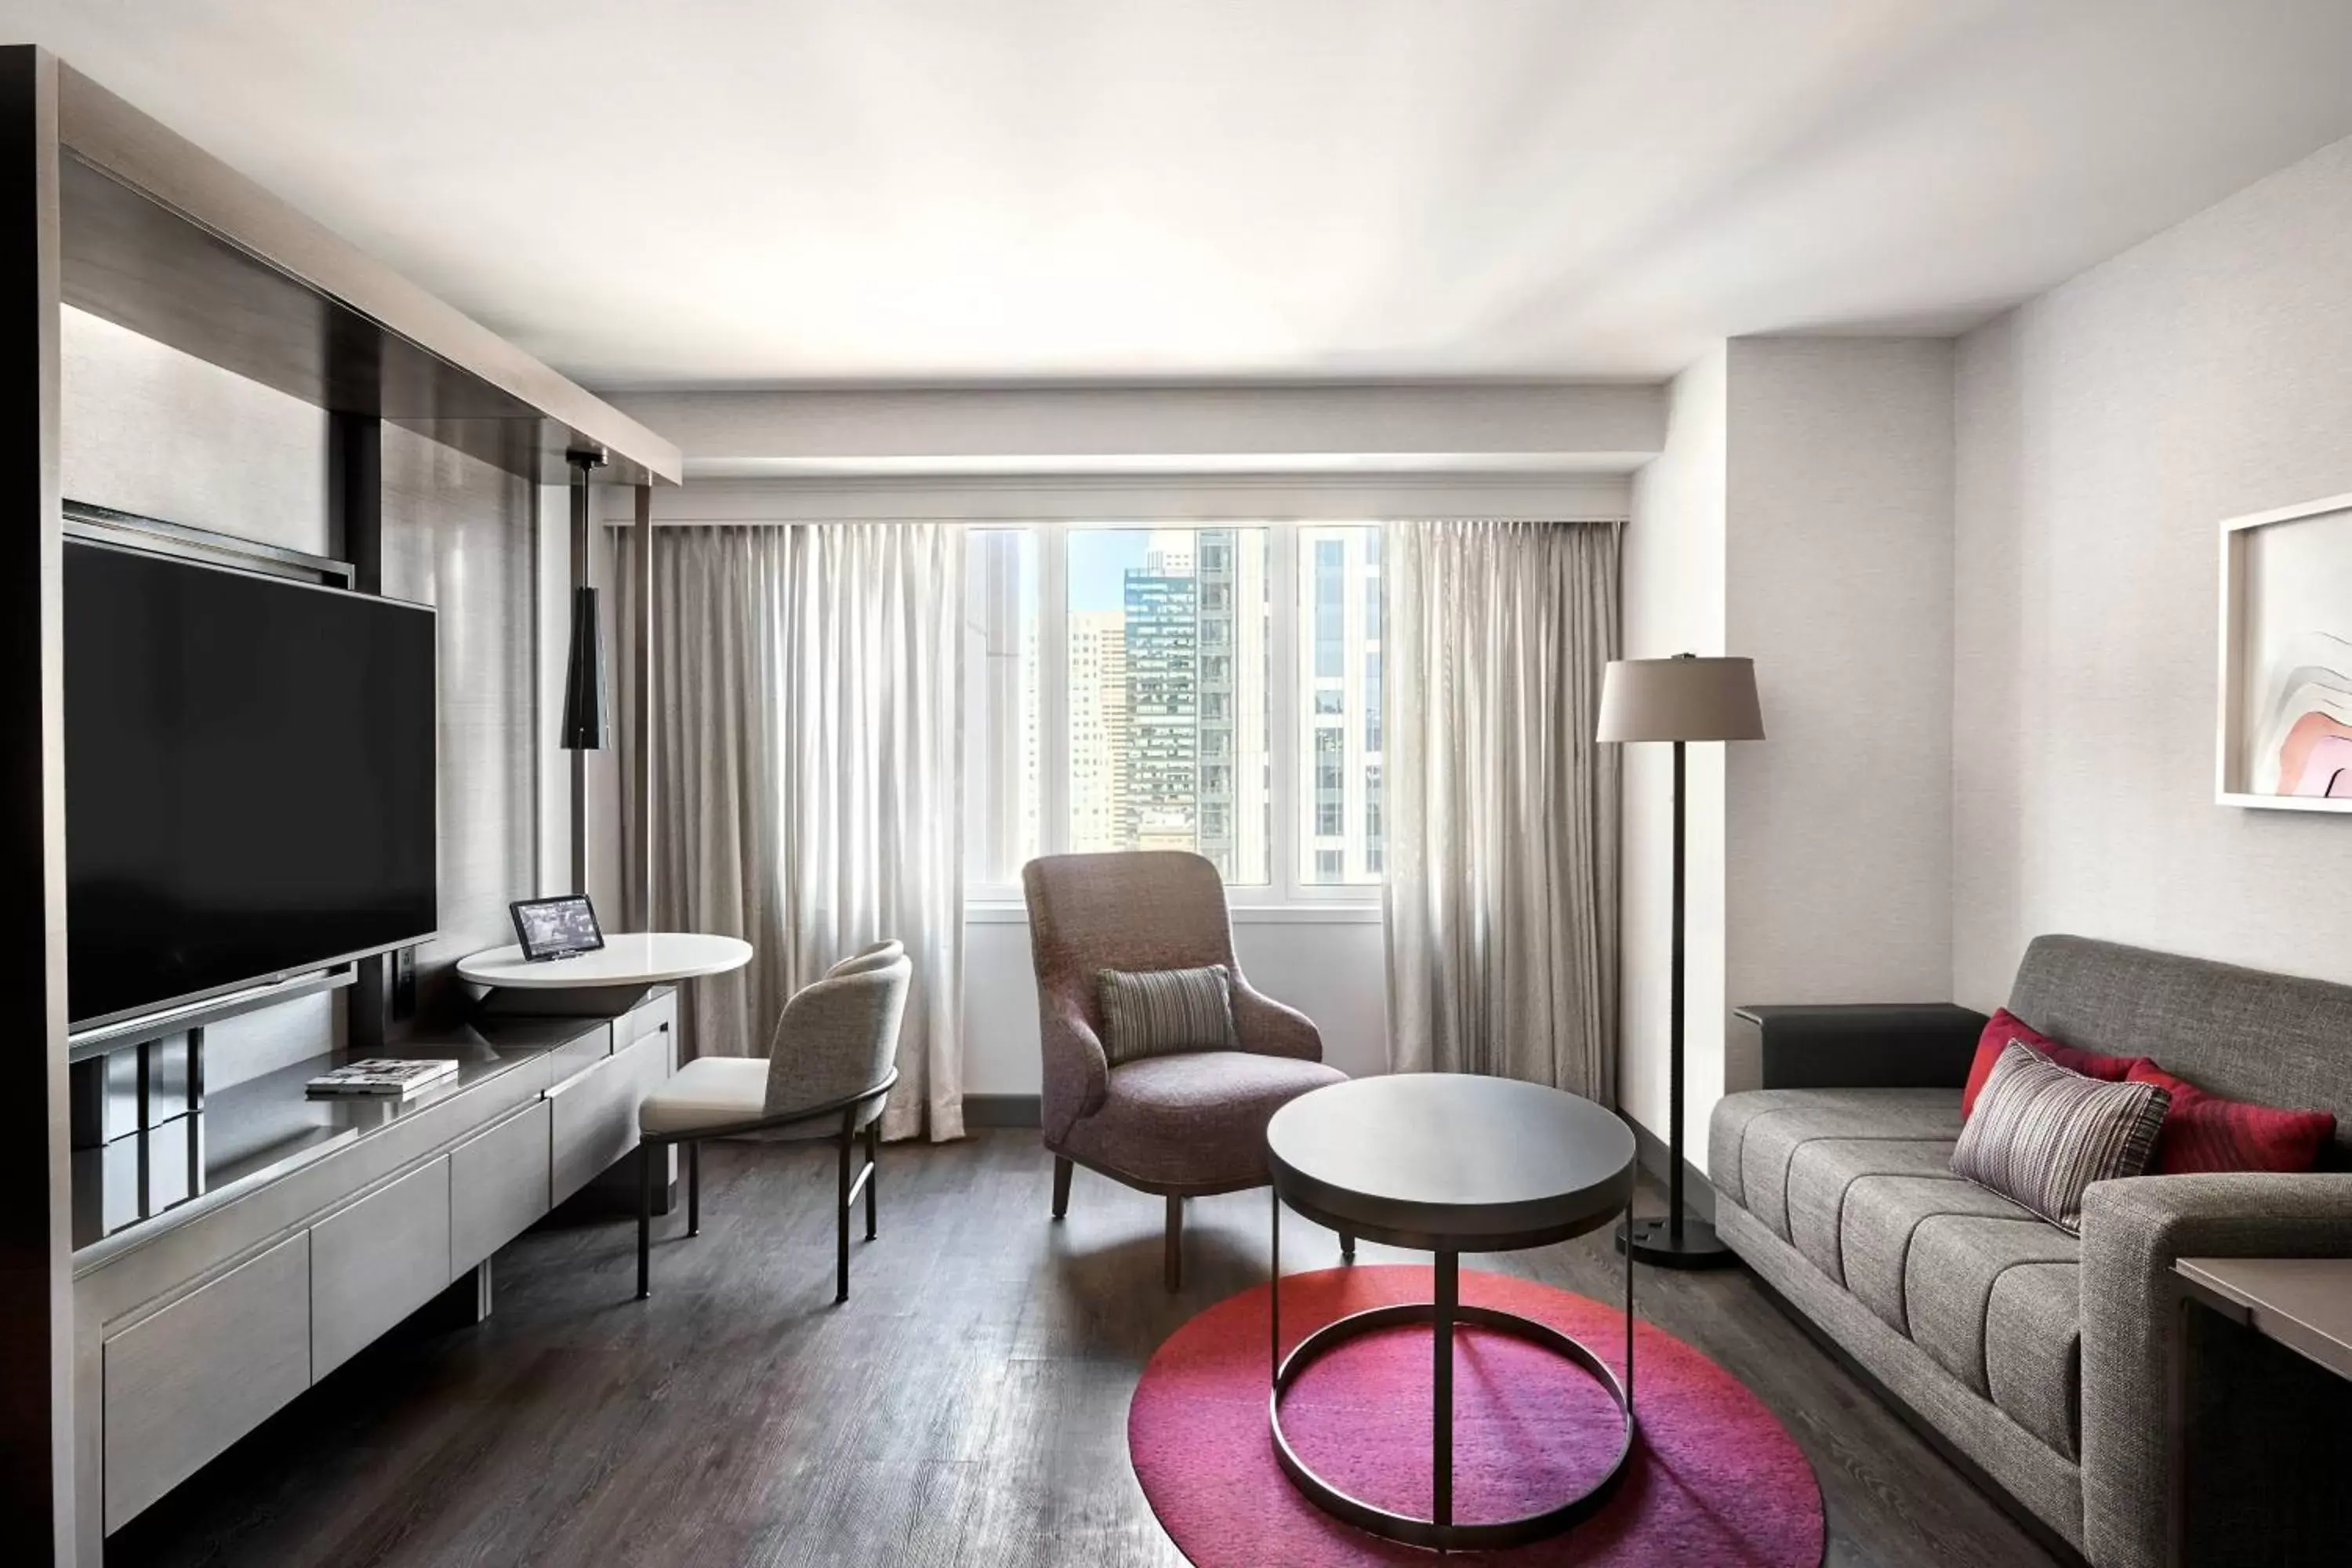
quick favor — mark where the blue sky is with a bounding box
[1068,530,1149,614]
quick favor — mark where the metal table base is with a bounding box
[1267,1192,1639,1553]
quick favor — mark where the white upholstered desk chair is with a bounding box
[635,943,909,1303]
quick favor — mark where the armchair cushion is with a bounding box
[1058,1051,1345,1191]
[1098,964,1240,1065]
[640,1055,880,1140]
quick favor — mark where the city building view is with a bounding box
[964,525,1382,894]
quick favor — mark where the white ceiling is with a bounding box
[12,1,2352,388]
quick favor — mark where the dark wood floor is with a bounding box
[109,1131,2060,1568]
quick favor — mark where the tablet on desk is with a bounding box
[509,895,605,961]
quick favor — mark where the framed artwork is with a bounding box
[2219,492,2352,811]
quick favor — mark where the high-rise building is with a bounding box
[1066,609,1127,854]
[1301,526,1382,883]
[1123,541,1199,851]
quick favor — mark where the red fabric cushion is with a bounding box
[1960,1008,2142,1116]
[2125,1062,2337,1175]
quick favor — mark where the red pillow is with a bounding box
[1961,1008,2143,1116]
[2125,1062,2337,1175]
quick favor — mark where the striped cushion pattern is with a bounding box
[1098,965,1239,1065]
[1950,1040,2171,1235]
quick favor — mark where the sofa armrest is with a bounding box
[2078,1173,2352,1568]
[1732,1003,1986,1089]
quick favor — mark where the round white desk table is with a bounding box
[457,931,753,989]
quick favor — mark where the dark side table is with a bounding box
[1265,1073,1639,1552]
[2169,1257,2352,1568]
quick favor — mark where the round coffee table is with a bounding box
[1265,1073,1639,1552]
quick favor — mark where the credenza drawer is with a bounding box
[104,1232,310,1533]
[548,1025,671,1205]
[614,989,676,1054]
[310,1157,451,1379]
[449,1100,552,1276]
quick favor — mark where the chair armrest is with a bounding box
[1732,1003,1986,1089]
[2078,1173,2352,1568]
[1232,977,1323,1062]
[1039,993,1111,1143]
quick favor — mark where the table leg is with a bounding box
[1270,1186,1281,1385]
[1435,1247,1457,1531]
[1624,1196,1635,1411]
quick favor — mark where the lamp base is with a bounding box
[1615,1214,1736,1269]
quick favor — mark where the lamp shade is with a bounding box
[1595,655,1764,742]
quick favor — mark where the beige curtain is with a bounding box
[619,524,965,1142]
[1383,519,1622,1101]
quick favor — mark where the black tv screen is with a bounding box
[66,540,438,1029]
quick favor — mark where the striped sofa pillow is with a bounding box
[1097,965,1240,1065]
[1951,1039,2172,1235]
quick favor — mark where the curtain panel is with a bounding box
[619,523,966,1142]
[1382,519,1623,1102]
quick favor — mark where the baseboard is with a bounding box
[1625,1115,1715,1224]
[964,1093,1041,1129]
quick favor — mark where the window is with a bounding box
[1296,525,1384,887]
[963,530,1041,890]
[1313,539,1345,679]
[965,522,1383,902]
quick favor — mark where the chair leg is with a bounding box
[687,1140,700,1237]
[1051,1155,1073,1220]
[637,1140,654,1301]
[1164,1193,1184,1291]
[864,1118,880,1242]
[836,1125,854,1305]
[1340,1229,1356,1263]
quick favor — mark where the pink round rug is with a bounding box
[1129,1265,1824,1566]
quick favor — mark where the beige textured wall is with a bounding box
[1953,131,2352,1005]
[1725,339,1956,1025]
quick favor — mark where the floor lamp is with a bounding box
[1597,653,1765,1268]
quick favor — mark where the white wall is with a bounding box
[1952,130,2352,1004]
[1622,338,1957,1174]
[1621,347,1729,1152]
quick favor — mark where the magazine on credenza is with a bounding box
[305,1058,460,1100]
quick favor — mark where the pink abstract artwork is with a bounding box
[2236,500,2352,806]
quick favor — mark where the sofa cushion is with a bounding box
[1984,1261,2084,1460]
[1708,1087,1964,1231]
[1907,1214,2082,1457]
[1839,1173,2038,1334]
[1961,1006,2143,1116]
[2125,1060,2337,1174]
[1951,1042,2170,1234]
[1784,1138,1958,1285]
[1098,964,1240,1065]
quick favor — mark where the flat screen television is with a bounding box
[65,539,438,1030]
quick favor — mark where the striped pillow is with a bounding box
[1097,965,1240,1065]
[1951,1040,2172,1235]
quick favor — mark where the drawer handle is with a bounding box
[544,1059,604,1099]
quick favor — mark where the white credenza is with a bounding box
[73,987,676,1552]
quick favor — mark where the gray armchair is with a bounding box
[1022,851,1347,1289]
[636,944,909,1304]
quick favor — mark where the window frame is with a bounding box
[962,519,1384,912]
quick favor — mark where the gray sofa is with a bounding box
[1711,935,2352,1568]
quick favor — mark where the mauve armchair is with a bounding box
[1022,851,1348,1289]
